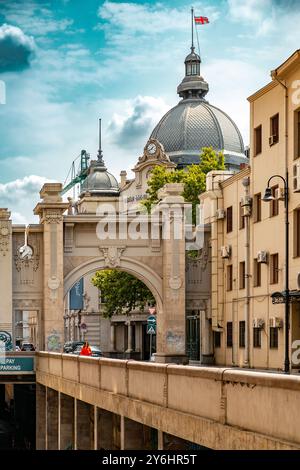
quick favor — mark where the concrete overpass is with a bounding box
[36,352,300,450]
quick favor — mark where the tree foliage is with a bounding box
[142,147,225,211]
[91,270,155,318]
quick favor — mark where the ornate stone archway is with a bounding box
[32,182,187,363]
[63,256,163,313]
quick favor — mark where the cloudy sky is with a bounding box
[0,0,300,223]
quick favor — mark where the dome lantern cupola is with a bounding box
[177,8,209,100]
[80,119,119,197]
[185,47,201,77]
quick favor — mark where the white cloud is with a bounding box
[227,0,272,23]
[205,58,266,146]
[11,212,28,224]
[0,24,36,72]
[97,1,220,36]
[107,95,170,149]
[0,175,56,224]
[1,1,73,36]
[0,175,52,204]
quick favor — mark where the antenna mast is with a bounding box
[191,6,194,51]
[98,118,103,160]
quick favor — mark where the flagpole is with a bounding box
[191,6,194,51]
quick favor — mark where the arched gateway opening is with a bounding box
[32,182,187,363]
[63,258,161,360]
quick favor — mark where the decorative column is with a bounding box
[125,320,133,353]
[110,322,116,351]
[34,184,68,351]
[155,184,187,364]
[0,209,12,335]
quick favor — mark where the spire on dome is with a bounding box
[97,118,105,166]
[177,8,209,100]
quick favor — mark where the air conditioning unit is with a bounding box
[240,195,252,207]
[253,318,265,329]
[269,317,283,328]
[240,196,252,216]
[221,245,231,259]
[274,187,285,201]
[269,135,277,146]
[257,250,268,263]
[293,161,300,192]
[216,208,225,220]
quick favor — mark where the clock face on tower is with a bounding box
[147,142,157,155]
[18,245,33,260]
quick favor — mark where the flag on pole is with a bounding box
[194,16,209,25]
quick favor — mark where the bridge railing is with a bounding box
[37,352,300,448]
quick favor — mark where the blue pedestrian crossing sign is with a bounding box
[147,315,156,335]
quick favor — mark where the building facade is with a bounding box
[200,50,300,371]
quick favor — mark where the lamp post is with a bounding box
[262,173,290,374]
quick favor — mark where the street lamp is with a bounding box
[262,174,290,374]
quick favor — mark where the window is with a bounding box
[227,265,233,291]
[253,328,261,348]
[270,327,278,348]
[186,63,192,76]
[253,259,261,287]
[254,125,262,156]
[270,185,279,217]
[226,206,233,233]
[214,331,221,348]
[294,209,300,257]
[270,253,279,284]
[270,113,279,145]
[239,261,245,289]
[227,322,233,347]
[239,321,245,348]
[239,202,245,230]
[295,110,300,159]
[253,193,261,223]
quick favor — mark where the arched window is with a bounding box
[186,63,192,76]
[191,63,199,75]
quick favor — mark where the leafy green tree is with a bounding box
[142,147,225,216]
[91,270,155,318]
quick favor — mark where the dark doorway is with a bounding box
[186,311,200,361]
[0,384,36,449]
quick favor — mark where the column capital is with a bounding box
[0,208,11,220]
[34,183,69,223]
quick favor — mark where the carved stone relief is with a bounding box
[99,246,126,268]
[13,233,40,285]
[0,223,10,256]
[43,210,63,224]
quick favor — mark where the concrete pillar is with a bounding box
[155,184,187,363]
[97,408,120,449]
[59,393,74,450]
[0,209,12,335]
[46,388,59,450]
[34,184,69,351]
[36,384,46,450]
[110,323,115,351]
[126,321,133,353]
[158,430,164,450]
[76,399,94,450]
[93,406,98,450]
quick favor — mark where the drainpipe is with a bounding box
[271,70,289,370]
[242,176,251,367]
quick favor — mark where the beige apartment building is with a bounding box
[201,50,300,371]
